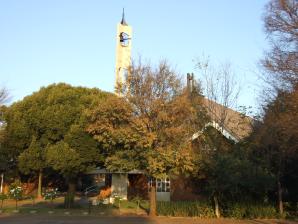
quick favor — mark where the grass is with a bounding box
[0,205,117,216]
[0,197,149,216]
[1,198,296,219]
[119,200,149,210]
[0,197,88,215]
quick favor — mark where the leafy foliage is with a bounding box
[2,83,109,206]
[87,61,207,178]
[9,182,22,200]
[250,86,298,213]
[46,141,83,178]
[87,61,208,216]
[9,181,23,209]
[18,136,45,174]
[86,95,150,172]
[3,83,108,167]
[44,188,59,203]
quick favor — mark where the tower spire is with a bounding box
[121,8,128,26]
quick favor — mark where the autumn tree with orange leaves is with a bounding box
[86,60,208,216]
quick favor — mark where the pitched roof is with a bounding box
[201,97,253,141]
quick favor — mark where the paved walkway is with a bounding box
[0,215,297,224]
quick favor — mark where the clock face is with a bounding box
[120,32,130,47]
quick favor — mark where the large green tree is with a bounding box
[195,128,275,218]
[2,83,108,202]
[86,61,208,216]
[193,127,237,218]
[46,124,103,208]
[251,85,298,214]
[18,137,45,198]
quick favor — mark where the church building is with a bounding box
[85,10,253,204]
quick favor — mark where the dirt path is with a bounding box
[0,215,297,224]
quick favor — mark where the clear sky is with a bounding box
[0,0,268,111]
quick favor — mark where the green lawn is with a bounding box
[0,197,148,216]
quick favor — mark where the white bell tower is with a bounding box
[115,9,132,95]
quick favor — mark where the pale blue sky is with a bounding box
[0,1,268,111]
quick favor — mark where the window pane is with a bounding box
[162,182,166,192]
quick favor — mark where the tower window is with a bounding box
[120,32,130,47]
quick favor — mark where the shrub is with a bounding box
[113,195,124,209]
[132,196,144,213]
[0,194,7,209]
[284,202,298,218]
[156,200,280,218]
[157,201,215,217]
[9,181,23,210]
[44,188,59,205]
[223,202,278,219]
[247,204,278,219]
[224,203,246,219]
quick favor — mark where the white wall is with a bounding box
[111,173,128,200]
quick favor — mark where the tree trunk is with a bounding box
[65,179,76,209]
[0,173,3,194]
[149,185,157,217]
[37,169,43,199]
[214,194,220,218]
[137,200,140,214]
[277,179,283,215]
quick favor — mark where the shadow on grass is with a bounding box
[0,196,93,216]
[0,215,158,224]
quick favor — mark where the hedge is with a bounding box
[157,201,215,217]
[223,202,278,219]
[157,201,279,218]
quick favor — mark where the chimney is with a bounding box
[187,73,194,94]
